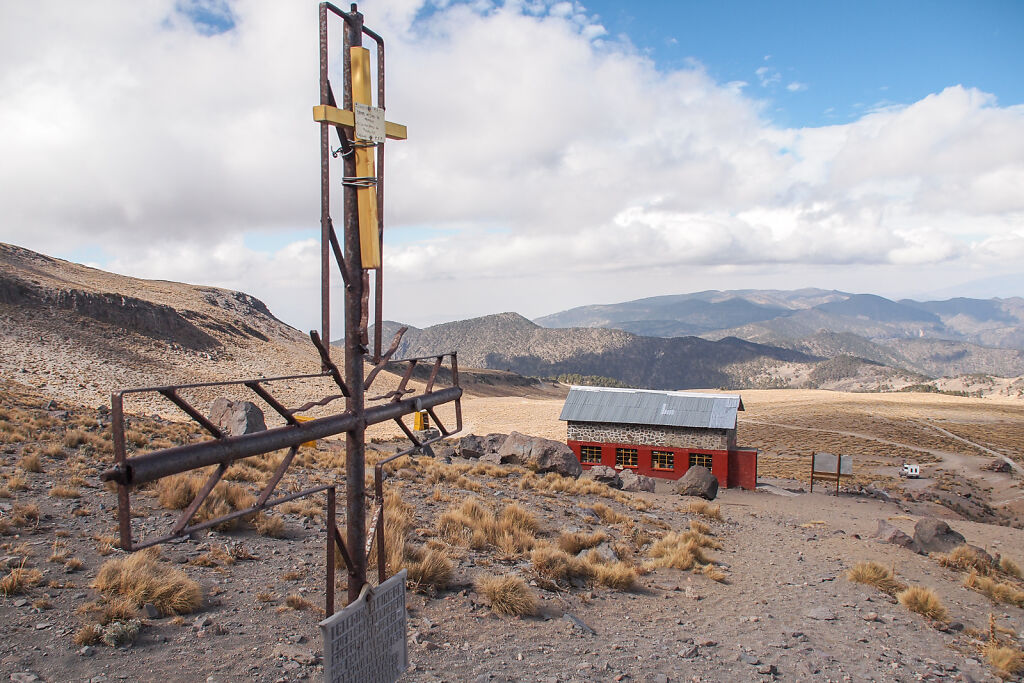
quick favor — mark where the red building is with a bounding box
[559,386,758,490]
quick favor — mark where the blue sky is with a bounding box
[584,0,1024,127]
[2,0,1024,330]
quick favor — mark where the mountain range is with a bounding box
[534,289,1024,379]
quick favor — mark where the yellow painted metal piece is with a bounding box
[413,410,429,431]
[293,415,316,449]
[312,105,407,140]
[350,47,380,269]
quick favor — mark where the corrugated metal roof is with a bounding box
[558,386,743,430]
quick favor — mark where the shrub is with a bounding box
[687,501,723,520]
[406,547,453,591]
[935,545,993,574]
[984,642,1024,679]
[847,561,906,596]
[557,530,607,555]
[964,571,1024,607]
[19,454,42,473]
[897,585,949,622]
[475,575,536,616]
[999,557,1022,579]
[588,503,629,524]
[1,565,43,596]
[93,549,201,615]
[254,513,286,538]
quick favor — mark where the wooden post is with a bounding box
[809,452,815,493]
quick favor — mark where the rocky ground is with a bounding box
[1,379,1023,682]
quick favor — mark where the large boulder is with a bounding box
[581,466,622,489]
[675,466,718,500]
[872,519,919,552]
[913,518,966,554]
[619,469,656,493]
[456,434,486,459]
[209,398,266,436]
[456,433,508,459]
[497,432,582,478]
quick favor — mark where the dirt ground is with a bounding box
[1,383,1023,682]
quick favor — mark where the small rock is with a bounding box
[11,674,40,683]
[142,603,160,619]
[79,646,96,657]
[806,607,836,621]
[678,645,699,658]
[12,599,28,608]
[757,663,778,675]
[738,652,760,665]
[863,612,879,622]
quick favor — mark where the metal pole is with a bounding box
[319,3,331,360]
[342,4,367,606]
[327,486,336,615]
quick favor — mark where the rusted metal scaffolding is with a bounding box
[100,2,460,614]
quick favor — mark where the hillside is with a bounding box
[0,242,321,408]
[375,312,819,390]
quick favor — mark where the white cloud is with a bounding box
[786,81,807,92]
[755,65,781,88]
[1,0,1022,330]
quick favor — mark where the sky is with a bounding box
[1,0,1023,331]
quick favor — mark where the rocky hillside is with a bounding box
[0,242,319,408]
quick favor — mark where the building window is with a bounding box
[651,450,674,470]
[689,452,713,469]
[616,447,638,468]
[579,445,602,464]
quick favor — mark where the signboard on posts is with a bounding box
[810,452,851,495]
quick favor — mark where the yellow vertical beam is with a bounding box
[350,46,381,269]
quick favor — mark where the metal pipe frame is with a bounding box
[101,2,461,616]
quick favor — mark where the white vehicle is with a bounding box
[901,463,920,479]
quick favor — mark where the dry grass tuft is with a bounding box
[435,498,538,555]
[73,624,103,646]
[48,485,81,499]
[686,501,723,520]
[475,574,536,616]
[6,474,28,492]
[530,544,578,582]
[648,534,714,571]
[557,530,608,555]
[498,503,540,535]
[700,563,728,582]
[963,570,1024,607]
[406,547,453,591]
[588,503,629,524]
[935,545,993,574]
[93,549,201,615]
[999,557,1022,579]
[897,585,949,622]
[984,642,1024,679]
[19,453,43,473]
[689,519,711,535]
[580,551,637,590]
[847,561,906,596]
[1,564,43,595]
[254,513,286,538]
[284,593,315,611]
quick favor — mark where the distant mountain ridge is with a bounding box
[536,289,1024,378]
[373,312,822,390]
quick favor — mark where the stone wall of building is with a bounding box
[567,421,733,450]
